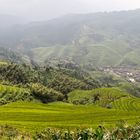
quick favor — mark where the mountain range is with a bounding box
[1,9,140,67]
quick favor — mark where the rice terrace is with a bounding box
[1,98,140,132]
[0,85,140,133]
[1,2,140,139]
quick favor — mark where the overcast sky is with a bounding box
[0,0,140,22]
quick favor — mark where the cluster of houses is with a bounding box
[101,66,140,83]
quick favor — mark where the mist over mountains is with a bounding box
[2,4,140,135]
[1,9,140,67]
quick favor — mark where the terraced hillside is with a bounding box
[0,84,32,105]
[32,42,139,67]
[68,88,140,111]
[0,85,140,132]
[113,96,140,111]
[0,101,140,132]
[1,10,140,67]
[68,88,128,106]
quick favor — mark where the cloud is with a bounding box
[0,0,140,22]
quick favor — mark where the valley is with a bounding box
[1,9,140,139]
[1,60,140,139]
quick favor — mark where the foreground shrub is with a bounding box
[34,122,140,140]
[0,125,31,140]
[107,121,140,139]
[34,127,106,140]
[1,122,140,139]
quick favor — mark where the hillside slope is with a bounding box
[1,9,140,67]
[68,87,140,111]
[0,47,31,64]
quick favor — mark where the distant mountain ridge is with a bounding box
[1,9,140,67]
[0,14,21,28]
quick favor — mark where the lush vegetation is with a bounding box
[68,87,140,112]
[0,63,101,103]
[0,125,31,139]
[1,10,140,67]
[0,63,39,85]
[34,123,140,140]
[68,88,128,106]
[1,122,140,139]
[0,61,140,139]
[0,84,32,105]
[30,83,64,103]
[1,9,140,139]
[0,101,140,133]
[23,9,140,67]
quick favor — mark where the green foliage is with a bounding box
[0,84,32,105]
[43,67,101,95]
[0,62,101,104]
[97,75,119,87]
[0,125,31,139]
[0,63,39,84]
[48,74,88,95]
[0,63,100,97]
[68,87,140,111]
[68,88,128,107]
[1,123,140,139]
[112,96,140,111]
[0,83,65,105]
[30,83,64,103]
[118,82,140,97]
[107,121,140,139]
[34,127,104,140]
[34,123,140,140]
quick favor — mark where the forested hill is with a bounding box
[1,9,140,67]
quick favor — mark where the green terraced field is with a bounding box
[0,101,140,133]
[68,88,140,111]
[0,84,32,104]
[0,86,140,133]
[31,40,140,67]
[112,96,140,111]
[68,88,129,106]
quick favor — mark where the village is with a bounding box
[101,66,140,83]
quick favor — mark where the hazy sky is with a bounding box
[0,0,140,22]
